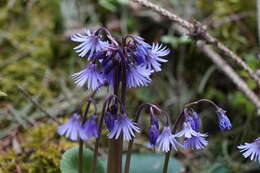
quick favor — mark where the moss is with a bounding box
[0,0,65,104]
[0,122,76,173]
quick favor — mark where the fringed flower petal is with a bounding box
[108,114,140,141]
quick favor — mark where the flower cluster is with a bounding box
[56,27,251,173]
[57,28,171,151]
[58,104,140,142]
[57,101,233,154]
[57,28,236,163]
[71,28,170,90]
[154,106,232,152]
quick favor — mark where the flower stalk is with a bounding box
[124,103,161,173]
[162,110,184,173]
[79,100,91,173]
[92,95,121,173]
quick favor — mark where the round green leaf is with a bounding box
[60,146,105,173]
[122,154,183,173]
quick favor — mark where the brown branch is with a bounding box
[197,41,260,110]
[130,0,260,87]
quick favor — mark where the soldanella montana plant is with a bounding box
[55,27,260,173]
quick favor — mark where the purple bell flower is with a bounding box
[238,138,260,163]
[148,124,159,146]
[150,115,159,129]
[71,29,108,59]
[133,36,151,54]
[186,111,200,132]
[104,112,115,132]
[132,36,151,65]
[216,109,232,131]
[175,122,208,150]
[108,114,140,141]
[156,126,182,152]
[83,114,99,139]
[184,136,208,150]
[57,113,88,141]
[126,65,152,88]
[145,43,170,72]
[72,63,105,90]
[110,104,118,115]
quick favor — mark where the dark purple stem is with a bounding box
[184,99,219,109]
[107,62,123,173]
[79,101,92,173]
[92,94,121,173]
[162,110,184,173]
[124,103,161,173]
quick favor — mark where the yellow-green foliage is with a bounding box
[0,122,76,173]
[0,0,64,103]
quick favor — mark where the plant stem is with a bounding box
[124,140,134,173]
[78,101,91,173]
[92,95,117,173]
[124,103,155,173]
[162,111,184,173]
[184,99,219,109]
[79,139,83,173]
[107,63,123,173]
[162,152,170,173]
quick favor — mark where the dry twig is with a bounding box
[197,41,260,111]
[130,0,260,87]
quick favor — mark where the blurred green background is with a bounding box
[0,0,260,172]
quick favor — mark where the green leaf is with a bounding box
[0,91,7,97]
[121,153,183,173]
[60,146,105,173]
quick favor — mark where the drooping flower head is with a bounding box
[148,124,159,146]
[108,114,140,141]
[72,63,105,90]
[83,114,99,139]
[131,36,169,72]
[216,108,232,131]
[148,115,160,146]
[185,109,200,132]
[104,112,116,132]
[57,113,88,141]
[132,36,151,61]
[238,138,260,163]
[71,29,108,59]
[183,135,208,150]
[71,28,170,90]
[156,126,182,152]
[176,121,208,150]
[126,65,152,88]
[150,115,159,130]
[144,43,170,72]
